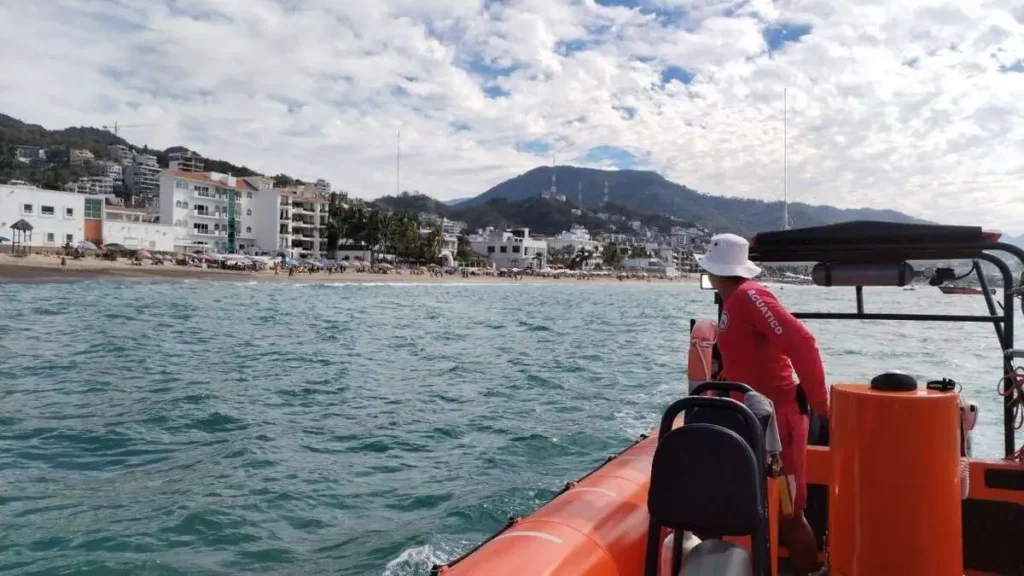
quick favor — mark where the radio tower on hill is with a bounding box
[551,155,557,196]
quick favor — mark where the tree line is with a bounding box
[323,195,463,264]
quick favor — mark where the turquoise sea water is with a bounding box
[0,280,1012,575]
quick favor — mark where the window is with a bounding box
[65,207,74,218]
[45,233,55,243]
[175,180,189,190]
[149,241,156,248]
[84,198,102,219]
[175,200,183,209]
[512,245,521,253]
[246,209,252,216]
[500,246,508,253]
[246,192,252,199]
[182,201,188,209]
[524,247,530,255]
[65,234,74,244]
[246,226,252,234]
[41,205,55,216]
[487,246,495,254]
[22,204,32,214]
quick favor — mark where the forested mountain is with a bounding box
[462,166,924,235]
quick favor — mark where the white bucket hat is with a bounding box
[696,233,762,279]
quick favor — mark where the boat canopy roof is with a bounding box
[748,221,1009,263]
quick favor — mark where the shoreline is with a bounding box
[0,256,699,286]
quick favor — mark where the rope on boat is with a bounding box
[998,367,1024,462]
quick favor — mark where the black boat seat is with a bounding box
[646,400,769,576]
[679,539,750,576]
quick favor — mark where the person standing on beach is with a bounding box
[60,256,67,271]
[696,233,829,576]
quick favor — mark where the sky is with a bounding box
[1,0,1022,231]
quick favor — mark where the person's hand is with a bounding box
[813,401,830,419]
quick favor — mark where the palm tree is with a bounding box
[569,247,594,270]
[601,243,624,269]
[389,212,421,261]
[419,222,444,263]
[324,192,347,259]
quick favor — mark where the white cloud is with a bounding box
[0,0,1021,231]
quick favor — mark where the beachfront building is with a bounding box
[252,186,295,257]
[546,225,602,254]
[0,184,92,248]
[290,193,329,259]
[471,227,547,269]
[102,206,180,252]
[158,170,261,254]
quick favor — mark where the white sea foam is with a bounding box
[383,544,453,576]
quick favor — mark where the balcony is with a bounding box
[194,189,242,204]
[193,210,228,220]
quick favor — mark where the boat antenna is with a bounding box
[783,87,790,231]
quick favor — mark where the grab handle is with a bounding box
[690,381,754,397]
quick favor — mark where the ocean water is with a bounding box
[0,280,1014,575]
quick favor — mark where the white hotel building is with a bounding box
[546,225,602,254]
[471,227,548,269]
[159,171,330,258]
[158,170,262,254]
[0,184,93,248]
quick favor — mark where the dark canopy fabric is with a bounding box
[10,219,33,232]
[751,221,985,248]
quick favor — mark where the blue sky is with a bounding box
[0,0,1021,230]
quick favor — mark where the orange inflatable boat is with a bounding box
[430,222,1024,576]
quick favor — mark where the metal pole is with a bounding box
[783,88,789,230]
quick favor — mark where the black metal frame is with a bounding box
[739,238,1024,457]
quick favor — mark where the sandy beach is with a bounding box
[0,254,697,285]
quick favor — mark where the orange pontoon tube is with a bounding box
[432,221,1024,576]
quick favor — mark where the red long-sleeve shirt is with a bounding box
[717,280,829,414]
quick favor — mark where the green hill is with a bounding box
[0,113,290,190]
[462,166,925,235]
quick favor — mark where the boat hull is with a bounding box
[433,433,658,576]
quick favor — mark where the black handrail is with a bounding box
[657,397,763,458]
[690,381,754,397]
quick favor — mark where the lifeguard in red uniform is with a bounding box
[697,233,830,576]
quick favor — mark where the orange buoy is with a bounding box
[687,319,718,392]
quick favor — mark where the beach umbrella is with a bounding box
[77,240,98,251]
[136,250,152,259]
[104,243,127,251]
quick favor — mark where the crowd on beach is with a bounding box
[2,243,695,284]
